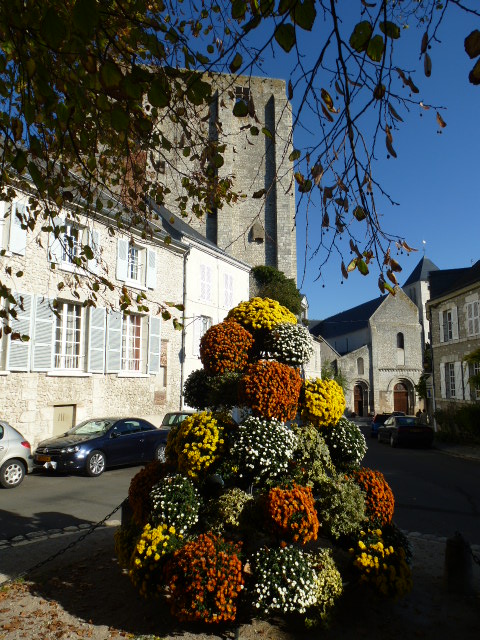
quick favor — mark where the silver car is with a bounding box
[0,420,33,488]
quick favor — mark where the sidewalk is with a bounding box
[433,440,480,462]
[0,526,479,640]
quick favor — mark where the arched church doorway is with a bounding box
[394,382,409,413]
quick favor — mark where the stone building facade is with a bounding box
[0,190,252,447]
[426,261,480,412]
[310,288,423,416]
[156,73,297,283]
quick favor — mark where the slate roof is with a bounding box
[309,295,386,340]
[429,260,480,301]
[403,257,439,287]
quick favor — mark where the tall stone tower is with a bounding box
[157,73,297,283]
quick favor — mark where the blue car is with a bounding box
[34,417,169,477]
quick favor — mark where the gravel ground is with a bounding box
[0,525,479,640]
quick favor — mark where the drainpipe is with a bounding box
[179,246,191,410]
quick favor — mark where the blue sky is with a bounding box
[243,4,480,320]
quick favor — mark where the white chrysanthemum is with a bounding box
[229,416,297,482]
[264,322,314,366]
[250,546,317,615]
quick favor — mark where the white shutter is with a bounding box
[467,303,473,336]
[451,306,459,340]
[454,361,463,399]
[440,364,446,398]
[463,361,471,401]
[474,301,480,335]
[200,265,212,301]
[224,273,233,308]
[439,311,444,343]
[88,307,106,373]
[32,296,55,371]
[148,315,162,373]
[48,216,64,264]
[7,292,33,371]
[87,228,100,274]
[9,202,27,255]
[106,311,122,372]
[146,249,157,289]
[116,239,128,281]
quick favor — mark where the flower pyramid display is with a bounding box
[116,296,412,630]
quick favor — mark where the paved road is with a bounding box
[1,441,480,544]
[0,465,140,540]
[364,434,480,544]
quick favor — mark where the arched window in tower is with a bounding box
[357,357,364,375]
[397,332,405,366]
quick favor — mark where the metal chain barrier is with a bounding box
[2,501,124,586]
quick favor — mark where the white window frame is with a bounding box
[116,239,156,290]
[445,362,456,398]
[466,301,480,337]
[54,302,84,370]
[440,307,458,343]
[122,313,143,372]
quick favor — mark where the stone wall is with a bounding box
[0,200,185,447]
[157,73,297,283]
[429,282,480,412]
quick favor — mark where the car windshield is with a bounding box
[397,417,418,427]
[161,413,190,427]
[68,420,113,435]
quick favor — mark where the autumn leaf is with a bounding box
[436,112,447,128]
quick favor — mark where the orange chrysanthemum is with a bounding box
[349,467,395,527]
[239,360,302,421]
[200,321,253,375]
[266,483,320,544]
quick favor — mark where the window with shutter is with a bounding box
[200,265,212,302]
[146,249,157,289]
[466,301,480,336]
[32,297,55,371]
[54,302,83,370]
[88,307,106,373]
[224,273,234,308]
[106,311,122,372]
[122,314,143,372]
[8,202,28,256]
[148,316,161,374]
[6,292,33,371]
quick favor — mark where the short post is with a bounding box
[444,531,474,595]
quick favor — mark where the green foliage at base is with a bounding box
[434,402,480,444]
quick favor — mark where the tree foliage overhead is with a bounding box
[0,0,479,322]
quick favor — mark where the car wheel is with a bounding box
[0,459,26,488]
[390,434,397,448]
[85,450,106,477]
[154,444,166,463]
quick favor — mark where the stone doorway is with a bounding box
[394,382,409,414]
[354,382,368,416]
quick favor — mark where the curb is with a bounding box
[0,519,121,549]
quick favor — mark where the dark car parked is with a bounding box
[34,417,169,477]
[378,415,434,448]
[370,412,405,438]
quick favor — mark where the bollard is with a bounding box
[444,531,474,595]
[121,497,133,528]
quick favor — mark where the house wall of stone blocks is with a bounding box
[428,281,480,413]
[156,73,297,284]
[0,192,185,447]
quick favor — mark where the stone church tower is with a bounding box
[156,73,297,283]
